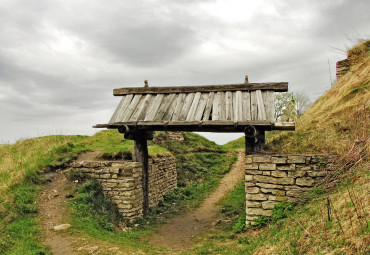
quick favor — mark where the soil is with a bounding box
[148,149,245,251]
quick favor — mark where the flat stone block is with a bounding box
[286,190,302,197]
[246,163,259,170]
[245,157,253,164]
[246,193,268,201]
[253,156,272,163]
[276,165,290,171]
[271,171,287,178]
[288,171,306,178]
[245,183,256,187]
[246,201,262,208]
[308,171,327,177]
[296,177,315,186]
[287,156,306,164]
[271,157,287,164]
[245,187,260,194]
[262,201,278,210]
[259,163,276,171]
[246,208,273,216]
[263,171,271,176]
[261,188,286,196]
[254,175,295,185]
[245,174,254,182]
[99,174,111,179]
[256,183,284,189]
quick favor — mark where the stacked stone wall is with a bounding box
[336,59,351,80]
[245,154,336,225]
[71,156,177,222]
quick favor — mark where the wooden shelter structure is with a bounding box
[94,77,295,215]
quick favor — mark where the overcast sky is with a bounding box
[0,0,369,144]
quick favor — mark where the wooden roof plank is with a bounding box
[186,92,202,121]
[262,90,275,121]
[233,91,242,121]
[194,93,209,121]
[242,92,251,121]
[113,82,288,95]
[250,91,258,121]
[121,94,142,122]
[129,95,145,121]
[114,94,134,122]
[171,93,186,121]
[212,92,220,120]
[179,93,195,120]
[256,90,266,120]
[162,93,179,121]
[202,92,215,121]
[218,92,226,121]
[109,95,126,123]
[154,94,176,121]
[131,94,152,121]
[225,91,233,121]
[144,94,164,121]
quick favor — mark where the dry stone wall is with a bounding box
[245,154,336,225]
[71,156,177,222]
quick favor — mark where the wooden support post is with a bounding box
[133,132,149,216]
[244,126,266,154]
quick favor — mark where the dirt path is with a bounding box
[149,149,245,251]
[38,169,76,255]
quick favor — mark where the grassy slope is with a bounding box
[0,130,236,254]
[189,41,370,254]
[0,130,170,254]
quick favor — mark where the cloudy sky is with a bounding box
[0,0,369,144]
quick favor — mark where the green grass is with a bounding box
[0,130,171,254]
[66,132,238,252]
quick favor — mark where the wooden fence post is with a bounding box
[134,132,149,216]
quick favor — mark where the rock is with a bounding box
[296,177,315,186]
[53,224,71,231]
[259,163,276,170]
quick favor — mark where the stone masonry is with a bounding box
[245,154,336,225]
[71,156,177,222]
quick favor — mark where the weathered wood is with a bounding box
[212,92,220,120]
[202,92,215,121]
[194,93,209,121]
[186,92,201,121]
[262,90,275,121]
[114,94,134,122]
[154,94,176,120]
[179,93,195,120]
[121,94,142,121]
[171,93,186,121]
[161,93,178,121]
[242,92,251,121]
[130,94,151,121]
[218,92,226,121]
[250,91,257,121]
[113,82,288,95]
[109,95,127,123]
[144,94,164,121]
[233,91,243,121]
[256,90,266,120]
[133,132,149,216]
[225,91,233,121]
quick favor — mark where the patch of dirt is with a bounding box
[38,169,76,255]
[149,150,246,252]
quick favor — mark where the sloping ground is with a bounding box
[187,40,369,254]
[149,150,245,251]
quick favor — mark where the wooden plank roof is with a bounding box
[94,82,295,132]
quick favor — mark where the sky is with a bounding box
[0,0,369,145]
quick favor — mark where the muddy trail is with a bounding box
[38,150,245,254]
[149,150,245,251]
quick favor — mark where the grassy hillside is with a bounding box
[197,40,369,254]
[0,130,236,254]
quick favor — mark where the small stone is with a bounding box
[262,201,277,209]
[256,183,284,189]
[246,193,268,201]
[246,163,259,170]
[246,201,261,208]
[53,224,71,231]
[287,156,306,164]
[271,171,287,178]
[253,156,272,163]
[245,187,259,194]
[296,177,315,186]
[259,163,276,170]
[271,157,287,164]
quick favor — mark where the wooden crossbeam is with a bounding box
[113,82,288,95]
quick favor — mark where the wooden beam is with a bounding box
[133,132,149,216]
[113,82,288,95]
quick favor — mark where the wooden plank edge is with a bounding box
[113,82,288,95]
